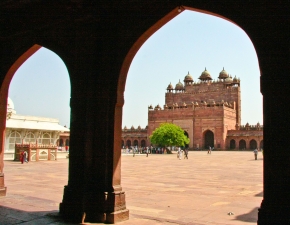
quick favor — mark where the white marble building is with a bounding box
[5,98,69,160]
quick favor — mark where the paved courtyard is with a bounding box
[0,151,263,224]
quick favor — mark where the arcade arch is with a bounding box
[239,139,246,150]
[204,130,214,149]
[126,140,131,147]
[0,43,71,213]
[8,131,21,150]
[250,139,257,150]
[230,139,236,149]
[118,7,262,223]
[141,140,146,147]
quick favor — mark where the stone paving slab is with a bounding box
[0,151,262,224]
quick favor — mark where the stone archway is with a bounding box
[230,139,236,149]
[141,140,146,147]
[204,130,214,149]
[133,140,138,147]
[250,139,257,150]
[126,140,131,147]
[239,139,246,150]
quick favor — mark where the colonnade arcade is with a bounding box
[122,139,147,148]
[229,139,264,150]
[0,1,289,224]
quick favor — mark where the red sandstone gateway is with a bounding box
[122,70,263,150]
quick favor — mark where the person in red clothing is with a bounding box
[20,151,24,164]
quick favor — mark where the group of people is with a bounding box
[20,150,28,164]
[177,147,188,160]
[123,146,170,155]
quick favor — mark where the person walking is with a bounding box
[20,150,24,164]
[184,149,188,159]
[146,147,149,157]
[178,147,182,160]
[208,146,211,154]
[23,150,28,163]
[253,148,258,160]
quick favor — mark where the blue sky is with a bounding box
[9,10,262,128]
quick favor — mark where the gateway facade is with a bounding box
[122,68,263,150]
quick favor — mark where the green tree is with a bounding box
[150,123,190,150]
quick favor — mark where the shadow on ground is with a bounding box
[234,207,259,223]
[0,206,75,225]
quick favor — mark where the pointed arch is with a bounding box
[230,139,236,149]
[203,130,214,149]
[239,139,246,150]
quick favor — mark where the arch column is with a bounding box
[59,23,128,223]
[257,30,290,224]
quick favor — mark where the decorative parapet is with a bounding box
[148,101,235,111]
[122,126,148,133]
[235,123,263,131]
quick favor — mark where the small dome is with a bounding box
[164,104,168,109]
[224,76,233,84]
[138,125,141,130]
[184,71,193,82]
[154,104,161,110]
[167,82,174,90]
[124,126,127,130]
[131,125,135,130]
[148,104,153,109]
[218,67,229,79]
[233,75,238,82]
[175,80,184,90]
[183,102,187,107]
[199,68,212,81]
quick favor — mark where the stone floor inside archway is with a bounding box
[0,151,262,224]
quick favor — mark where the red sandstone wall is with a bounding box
[166,82,240,124]
[193,107,227,149]
[148,105,237,149]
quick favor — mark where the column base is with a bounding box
[258,200,290,224]
[60,185,129,223]
[106,209,129,224]
[0,187,7,197]
[0,173,6,197]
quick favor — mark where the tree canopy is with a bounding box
[149,123,190,147]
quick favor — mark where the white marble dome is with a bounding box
[7,97,14,110]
